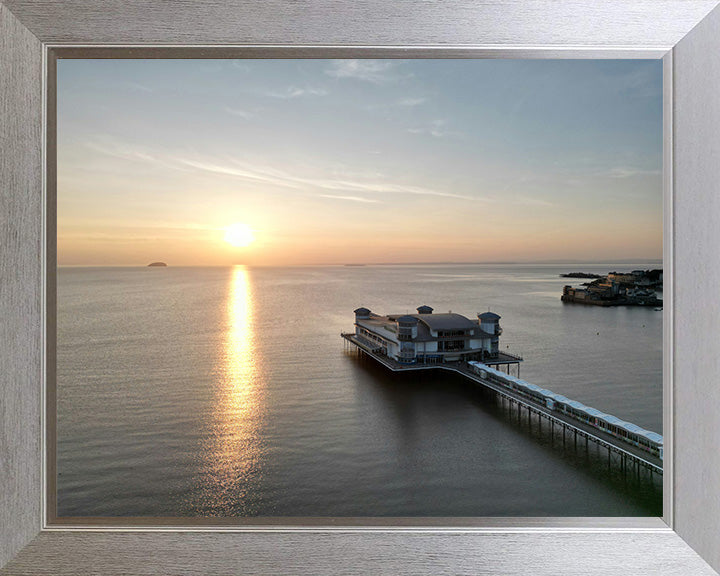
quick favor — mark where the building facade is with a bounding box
[353,305,503,364]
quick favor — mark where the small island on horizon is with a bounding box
[147,262,167,267]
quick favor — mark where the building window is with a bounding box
[439,340,465,352]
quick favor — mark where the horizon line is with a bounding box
[57,258,664,268]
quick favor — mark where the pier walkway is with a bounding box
[341,332,662,478]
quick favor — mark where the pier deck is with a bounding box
[341,332,662,476]
[342,333,523,370]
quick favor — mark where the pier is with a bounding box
[341,332,662,479]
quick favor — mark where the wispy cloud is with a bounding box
[407,119,458,139]
[607,63,662,101]
[124,81,153,93]
[85,136,473,201]
[539,159,661,184]
[231,61,252,72]
[316,195,381,204]
[266,86,328,99]
[605,167,661,179]
[365,96,428,112]
[85,140,155,163]
[224,106,255,119]
[82,139,196,174]
[178,156,471,199]
[325,60,398,84]
[176,158,306,190]
[511,196,554,207]
[398,97,426,107]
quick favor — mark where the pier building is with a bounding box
[352,305,518,366]
[342,306,663,479]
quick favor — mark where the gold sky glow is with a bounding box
[57,59,663,266]
[224,223,255,248]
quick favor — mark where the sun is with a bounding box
[224,223,255,247]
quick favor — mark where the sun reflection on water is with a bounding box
[196,265,266,515]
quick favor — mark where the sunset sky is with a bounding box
[57,59,662,266]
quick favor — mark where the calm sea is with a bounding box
[57,263,663,517]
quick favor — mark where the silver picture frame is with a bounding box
[2,1,720,574]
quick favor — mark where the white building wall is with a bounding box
[468,338,490,351]
[478,322,497,335]
[387,342,398,358]
[356,322,399,344]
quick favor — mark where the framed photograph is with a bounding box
[52,55,665,523]
[2,1,720,575]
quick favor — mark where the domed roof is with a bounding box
[415,313,476,331]
[478,311,501,320]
